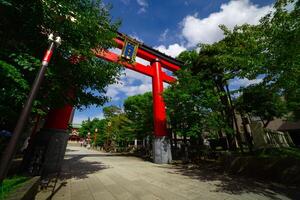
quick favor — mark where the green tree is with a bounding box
[79,118,107,146]
[259,0,300,119]
[103,105,122,119]
[164,23,269,150]
[236,83,287,127]
[164,59,226,142]
[0,0,121,131]
[79,105,136,150]
[78,118,92,138]
[124,92,153,140]
[107,114,135,148]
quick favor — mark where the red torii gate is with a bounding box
[44,33,182,164]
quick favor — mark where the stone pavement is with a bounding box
[36,144,300,200]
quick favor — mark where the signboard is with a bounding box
[121,38,139,63]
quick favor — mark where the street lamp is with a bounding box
[0,33,61,183]
[94,128,98,148]
[87,132,91,149]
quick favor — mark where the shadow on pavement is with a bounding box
[36,148,110,199]
[167,162,300,200]
[59,154,110,180]
[45,181,68,200]
[64,153,138,157]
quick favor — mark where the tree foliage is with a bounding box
[79,105,136,149]
[78,92,154,150]
[236,84,287,127]
[124,92,153,139]
[0,0,121,130]
[79,118,107,146]
[103,105,122,119]
[259,0,300,119]
[164,67,225,139]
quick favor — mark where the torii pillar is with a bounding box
[31,105,73,174]
[151,58,172,163]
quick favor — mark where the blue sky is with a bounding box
[73,0,274,124]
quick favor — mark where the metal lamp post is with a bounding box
[0,34,61,183]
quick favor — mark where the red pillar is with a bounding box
[151,58,168,137]
[44,104,74,130]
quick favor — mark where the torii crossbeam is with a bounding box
[44,33,183,164]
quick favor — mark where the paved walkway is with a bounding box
[36,145,299,200]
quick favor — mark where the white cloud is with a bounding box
[136,57,150,66]
[285,1,296,12]
[105,69,152,101]
[106,84,121,101]
[231,91,242,99]
[129,33,144,43]
[122,69,152,96]
[109,47,121,55]
[137,0,147,7]
[73,115,86,124]
[155,43,186,58]
[230,78,263,88]
[159,29,169,42]
[137,0,148,13]
[181,0,273,47]
[121,83,152,96]
[138,7,146,14]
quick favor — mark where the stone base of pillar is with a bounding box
[153,136,172,164]
[25,129,69,176]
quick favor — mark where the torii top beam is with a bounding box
[115,32,183,72]
[94,32,183,83]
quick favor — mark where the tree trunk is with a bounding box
[215,79,237,150]
[225,84,244,152]
[242,115,254,152]
[182,134,189,163]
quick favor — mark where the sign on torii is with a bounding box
[44,32,183,164]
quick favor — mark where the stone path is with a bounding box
[36,145,300,200]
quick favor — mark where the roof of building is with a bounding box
[278,120,300,131]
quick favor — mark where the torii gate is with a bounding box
[43,33,182,164]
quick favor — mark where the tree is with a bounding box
[107,114,135,147]
[79,118,92,138]
[259,0,300,119]
[79,118,107,146]
[163,59,226,142]
[164,22,273,151]
[78,105,136,150]
[123,92,153,140]
[236,83,287,127]
[0,0,121,131]
[103,105,122,119]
